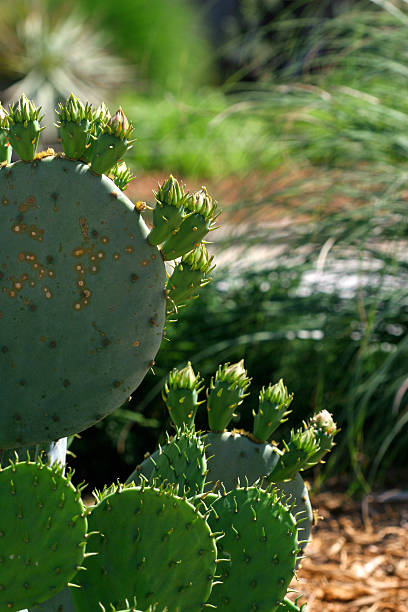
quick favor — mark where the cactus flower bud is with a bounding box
[161,186,220,261]
[55,94,94,159]
[253,379,293,442]
[90,105,134,175]
[166,244,215,310]
[109,161,135,191]
[163,362,204,429]
[108,107,133,140]
[307,410,338,464]
[148,176,188,246]
[269,426,321,482]
[207,360,251,432]
[7,94,44,161]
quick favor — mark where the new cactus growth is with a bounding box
[207,360,251,432]
[90,107,134,175]
[0,102,12,164]
[109,162,135,192]
[162,362,204,429]
[148,175,188,246]
[7,95,44,161]
[253,379,293,442]
[55,94,93,160]
[166,245,215,311]
[160,187,219,261]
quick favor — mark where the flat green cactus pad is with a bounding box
[150,428,207,495]
[0,155,166,448]
[0,460,87,611]
[71,485,217,612]
[206,486,298,610]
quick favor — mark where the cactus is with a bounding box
[205,486,298,610]
[0,102,12,164]
[55,94,93,160]
[0,459,87,611]
[0,94,217,450]
[70,483,218,612]
[161,362,204,429]
[166,245,215,312]
[1,359,332,611]
[207,360,251,432]
[149,426,208,495]
[0,92,332,611]
[7,95,44,161]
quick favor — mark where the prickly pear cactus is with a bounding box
[206,486,298,610]
[204,430,280,490]
[0,459,87,611]
[149,427,208,495]
[0,155,165,448]
[70,483,218,611]
[0,94,219,450]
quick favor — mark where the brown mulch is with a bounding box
[287,490,408,612]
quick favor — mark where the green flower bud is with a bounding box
[270,426,321,482]
[7,94,44,161]
[163,362,204,429]
[166,245,215,310]
[109,161,135,191]
[207,360,251,432]
[90,106,134,175]
[147,175,190,246]
[253,379,293,442]
[307,410,338,464]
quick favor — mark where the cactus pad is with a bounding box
[0,155,166,448]
[204,431,280,490]
[71,484,217,611]
[149,427,207,495]
[0,460,87,611]
[274,474,313,560]
[206,486,298,610]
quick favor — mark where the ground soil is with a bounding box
[287,489,408,611]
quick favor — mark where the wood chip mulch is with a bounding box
[287,490,408,611]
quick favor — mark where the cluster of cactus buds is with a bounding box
[148,175,220,263]
[0,93,135,177]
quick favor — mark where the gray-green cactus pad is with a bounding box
[204,431,280,490]
[0,156,166,448]
[71,485,217,612]
[150,428,207,495]
[0,460,87,611]
[206,486,298,610]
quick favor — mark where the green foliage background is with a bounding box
[1,0,407,495]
